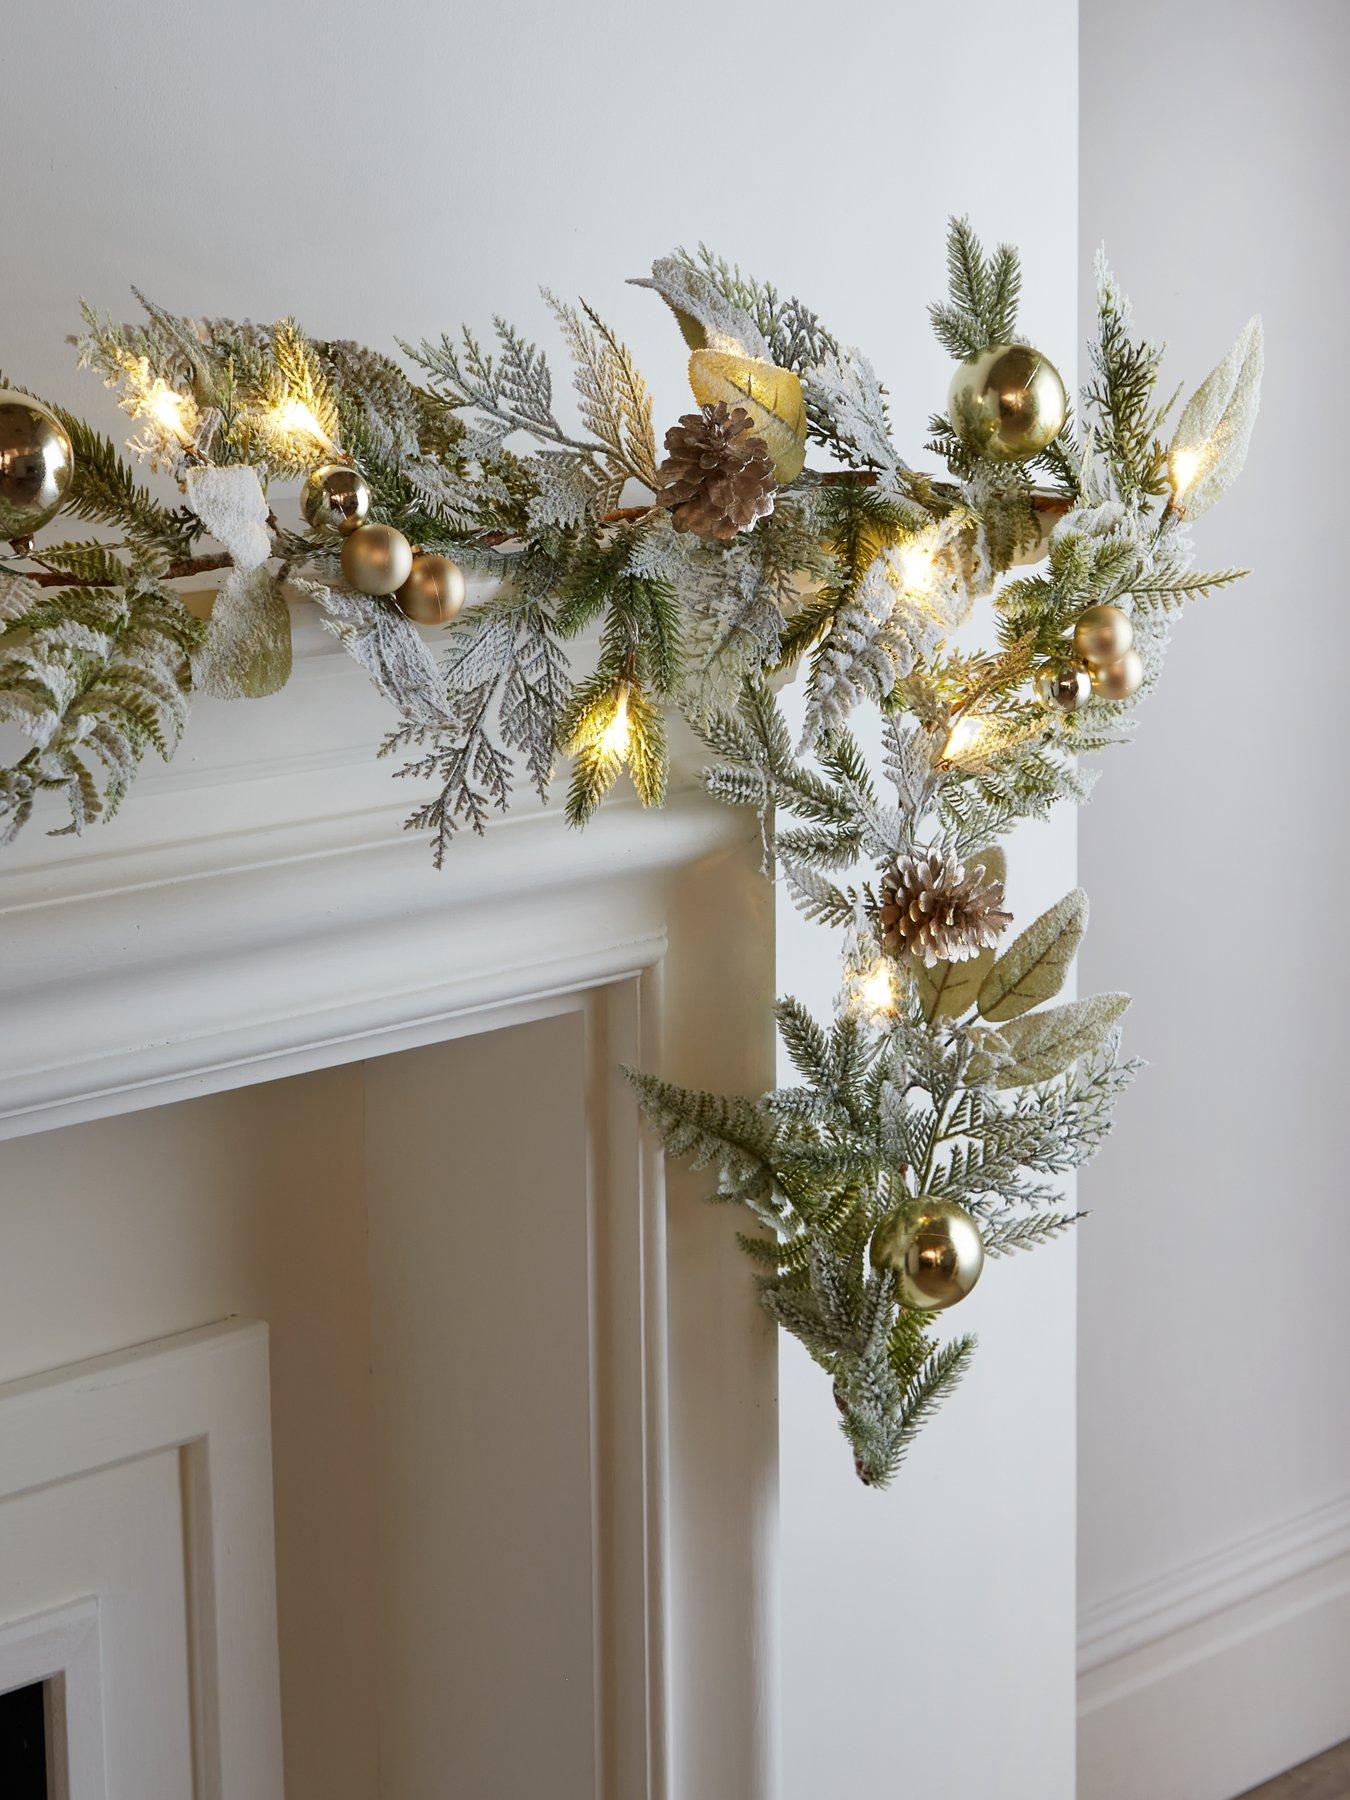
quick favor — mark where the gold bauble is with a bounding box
[1073,603,1134,668]
[0,392,74,542]
[395,553,467,626]
[340,522,413,596]
[1090,647,1145,701]
[301,463,371,537]
[1034,664,1092,713]
[947,343,1068,463]
[870,1200,985,1312]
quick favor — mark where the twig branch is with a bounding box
[10,484,1074,589]
[23,550,233,590]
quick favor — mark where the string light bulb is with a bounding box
[272,397,336,453]
[140,378,196,448]
[943,713,989,764]
[1168,445,1203,507]
[600,685,632,760]
[854,958,898,1022]
[898,541,936,593]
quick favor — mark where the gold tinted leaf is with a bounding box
[917,947,994,1022]
[688,349,807,483]
[977,887,1086,1022]
[987,993,1129,1088]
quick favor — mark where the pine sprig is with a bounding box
[0,572,201,844]
[929,216,1023,359]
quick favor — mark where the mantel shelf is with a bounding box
[0,603,750,1140]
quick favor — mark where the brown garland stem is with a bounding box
[14,484,1074,589]
[23,550,234,590]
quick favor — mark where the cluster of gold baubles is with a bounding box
[870,1199,985,1311]
[301,463,466,625]
[1035,603,1143,712]
[0,391,75,545]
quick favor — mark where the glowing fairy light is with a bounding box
[600,685,632,760]
[943,713,990,764]
[1169,445,1203,504]
[139,378,197,447]
[898,541,936,592]
[272,397,336,453]
[854,958,898,1021]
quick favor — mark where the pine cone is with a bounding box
[878,850,1011,966]
[657,403,776,541]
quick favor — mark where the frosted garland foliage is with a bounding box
[0,223,1260,1484]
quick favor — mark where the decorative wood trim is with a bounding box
[0,1597,106,1800]
[1078,1487,1350,1675]
[0,1322,283,1800]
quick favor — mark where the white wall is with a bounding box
[1078,3,1350,1795]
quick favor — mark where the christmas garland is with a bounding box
[0,221,1261,1486]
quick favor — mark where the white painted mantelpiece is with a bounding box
[0,605,778,1797]
[0,611,752,1139]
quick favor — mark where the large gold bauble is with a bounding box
[0,391,74,541]
[395,553,467,626]
[870,1199,985,1312]
[947,343,1068,463]
[1090,647,1145,701]
[301,463,371,537]
[1073,603,1134,668]
[340,522,414,596]
[1035,664,1092,713]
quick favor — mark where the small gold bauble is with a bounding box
[340,522,414,596]
[1090,647,1145,701]
[1073,603,1134,668]
[870,1199,985,1312]
[0,391,74,541]
[947,342,1068,463]
[395,553,467,626]
[301,463,371,537]
[1034,664,1092,713]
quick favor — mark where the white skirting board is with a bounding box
[1078,1493,1350,1799]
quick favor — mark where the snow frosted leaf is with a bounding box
[780,858,855,928]
[804,347,902,471]
[0,572,41,623]
[801,550,945,749]
[524,453,598,532]
[305,582,450,726]
[1169,315,1263,519]
[631,256,769,359]
[193,566,291,698]
[977,887,1087,1021]
[1050,500,1129,547]
[980,993,1130,1087]
[183,464,272,570]
[882,718,941,820]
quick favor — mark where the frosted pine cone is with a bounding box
[657,403,776,541]
[878,850,1011,966]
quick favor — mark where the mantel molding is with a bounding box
[0,606,750,1139]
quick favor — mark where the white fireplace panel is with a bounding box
[0,1322,283,1800]
[0,1599,107,1800]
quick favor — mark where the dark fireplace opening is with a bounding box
[0,1682,48,1797]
